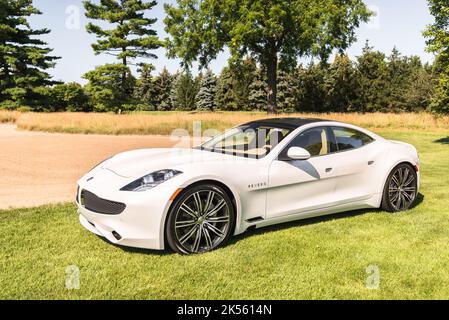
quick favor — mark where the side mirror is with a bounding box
[286,147,311,160]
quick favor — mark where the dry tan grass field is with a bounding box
[2,110,449,135]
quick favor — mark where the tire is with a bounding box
[381,163,417,212]
[166,184,235,254]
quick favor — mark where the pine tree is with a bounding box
[353,41,389,112]
[134,63,155,110]
[152,67,173,110]
[0,0,60,110]
[277,70,297,113]
[386,47,415,112]
[248,67,267,111]
[169,71,181,109]
[216,67,239,110]
[325,54,357,112]
[296,63,327,112]
[234,58,258,110]
[170,70,198,110]
[83,0,162,89]
[195,69,217,111]
[216,58,258,111]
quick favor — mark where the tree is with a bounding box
[248,67,267,111]
[423,0,449,113]
[164,0,371,114]
[134,65,173,110]
[169,71,181,109]
[134,63,156,110]
[353,41,389,112]
[277,69,298,113]
[296,63,327,112]
[216,58,257,110]
[0,0,60,110]
[152,67,174,110]
[385,48,421,112]
[83,64,136,112]
[195,69,217,111]
[216,67,239,110]
[403,64,437,112]
[50,83,89,112]
[325,54,357,112]
[170,70,199,110]
[83,0,162,87]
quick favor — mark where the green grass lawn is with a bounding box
[1,130,449,299]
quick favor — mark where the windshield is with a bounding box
[199,124,293,159]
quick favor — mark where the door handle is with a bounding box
[325,167,333,173]
[368,160,375,166]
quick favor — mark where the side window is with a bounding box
[285,127,333,157]
[331,127,374,152]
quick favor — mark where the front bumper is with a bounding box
[76,170,181,250]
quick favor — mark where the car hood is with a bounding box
[102,148,246,178]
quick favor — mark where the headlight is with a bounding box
[120,169,182,192]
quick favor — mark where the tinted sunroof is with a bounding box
[243,117,326,129]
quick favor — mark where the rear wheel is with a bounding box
[166,184,235,254]
[381,163,417,212]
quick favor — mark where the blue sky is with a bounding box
[29,0,435,84]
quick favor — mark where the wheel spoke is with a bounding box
[398,168,403,183]
[180,203,198,219]
[403,186,416,192]
[403,175,414,187]
[402,168,410,184]
[391,174,400,186]
[193,192,203,214]
[401,193,407,209]
[206,215,230,223]
[402,191,413,203]
[389,186,399,193]
[203,228,213,248]
[179,225,197,244]
[204,199,226,218]
[175,220,197,228]
[203,191,215,214]
[192,226,202,252]
[205,222,225,238]
[390,191,399,203]
[396,192,402,209]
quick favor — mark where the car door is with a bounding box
[327,126,380,204]
[265,126,340,219]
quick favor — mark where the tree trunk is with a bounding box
[266,48,278,115]
[122,50,127,88]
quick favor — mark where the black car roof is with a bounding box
[243,117,327,130]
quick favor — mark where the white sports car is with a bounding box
[76,118,420,254]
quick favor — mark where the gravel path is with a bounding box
[0,125,185,209]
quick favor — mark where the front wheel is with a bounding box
[381,163,417,212]
[166,184,235,254]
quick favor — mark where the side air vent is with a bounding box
[246,216,264,223]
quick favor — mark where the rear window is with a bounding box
[331,127,374,152]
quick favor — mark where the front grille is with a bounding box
[80,189,126,215]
